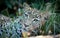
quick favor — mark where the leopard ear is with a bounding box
[45,3,52,11]
[23,3,30,8]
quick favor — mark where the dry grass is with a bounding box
[29,34,60,38]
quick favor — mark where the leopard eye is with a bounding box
[25,14,28,17]
[44,17,48,20]
[28,11,31,14]
[33,19,39,21]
